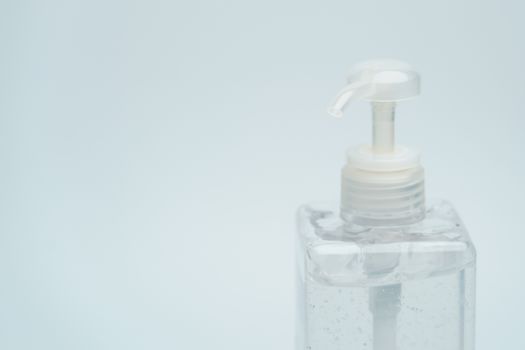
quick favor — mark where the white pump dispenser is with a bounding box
[328,60,425,225]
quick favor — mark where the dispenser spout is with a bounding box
[328,81,371,118]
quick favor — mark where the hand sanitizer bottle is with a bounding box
[296,60,476,350]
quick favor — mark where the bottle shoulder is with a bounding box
[297,198,474,246]
[296,199,476,287]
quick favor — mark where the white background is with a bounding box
[1,0,524,349]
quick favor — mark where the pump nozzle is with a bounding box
[328,81,371,118]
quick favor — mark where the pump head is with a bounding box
[329,60,425,226]
[328,59,420,117]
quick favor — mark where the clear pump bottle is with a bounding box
[296,60,476,350]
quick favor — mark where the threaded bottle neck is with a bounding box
[340,146,426,226]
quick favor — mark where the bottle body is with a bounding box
[296,199,476,350]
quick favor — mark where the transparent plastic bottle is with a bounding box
[296,200,476,350]
[296,60,476,350]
